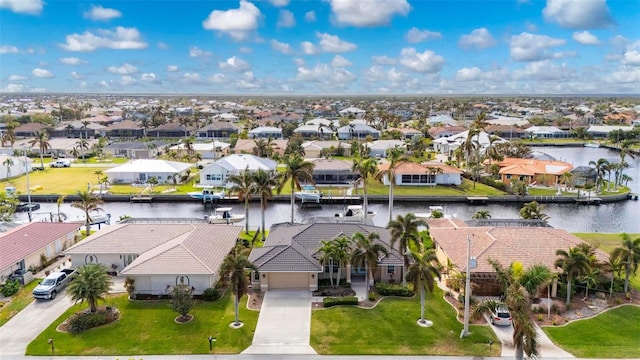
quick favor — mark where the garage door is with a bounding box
[269,273,308,289]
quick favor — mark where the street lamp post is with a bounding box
[461,234,476,338]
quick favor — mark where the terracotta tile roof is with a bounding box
[378,161,463,175]
[495,158,573,176]
[1,222,83,270]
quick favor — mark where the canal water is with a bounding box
[13,147,640,233]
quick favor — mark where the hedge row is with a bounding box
[375,282,415,297]
[323,296,359,308]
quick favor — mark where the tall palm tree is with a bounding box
[472,210,491,219]
[29,130,51,169]
[611,233,640,294]
[251,168,282,241]
[76,138,89,162]
[67,263,113,313]
[219,245,258,326]
[387,213,426,287]
[278,154,315,223]
[331,235,353,288]
[351,156,378,218]
[351,231,388,294]
[375,146,408,223]
[3,157,14,180]
[318,240,336,288]
[406,248,441,326]
[71,190,104,236]
[555,246,592,304]
[1,122,17,150]
[589,158,609,193]
[228,169,255,235]
[56,194,67,222]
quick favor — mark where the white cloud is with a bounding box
[608,67,640,84]
[622,50,640,66]
[331,55,352,67]
[189,46,212,58]
[202,0,262,41]
[239,46,252,54]
[271,39,293,54]
[572,31,600,45]
[208,73,226,83]
[2,83,24,92]
[8,75,27,81]
[296,63,357,84]
[301,41,319,55]
[510,32,566,61]
[167,65,179,72]
[0,45,19,54]
[0,0,43,15]
[60,57,87,65]
[269,0,289,6]
[120,75,136,85]
[107,63,137,75]
[455,67,483,82]
[83,5,122,21]
[70,71,84,80]
[182,73,202,83]
[277,10,295,28]
[140,73,157,82]
[293,58,305,66]
[459,28,497,50]
[60,27,147,51]
[32,68,53,78]
[543,0,613,29]
[372,55,397,65]
[219,56,251,72]
[406,27,442,44]
[329,0,410,27]
[317,32,357,53]
[157,42,169,49]
[399,48,445,73]
[305,11,316,22]
[513,60,574,81]
[30,87,46,93]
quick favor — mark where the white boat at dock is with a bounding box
[188,187,225,202]
[415,206,456,219]
[295,185,323,203]
[205,207,245,224]
[584,142,601,148]
[334,205,376,219]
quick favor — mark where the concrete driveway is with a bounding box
[0,290,74,356]
[242,290,316,355]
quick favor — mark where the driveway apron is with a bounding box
[242,290,316,354]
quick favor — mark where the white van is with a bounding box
[50,159,71,168]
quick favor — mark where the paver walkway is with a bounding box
[242,290,316,355]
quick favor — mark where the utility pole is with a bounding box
[461,234,475,338]
[24,147,32,223]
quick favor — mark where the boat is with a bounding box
[295,185,323,203]
[335,205,376,219]
[188,187,225,202]
[584,142,601,148]
[205,207,245,224]
[415,206,456,219]
[15,202,40,212]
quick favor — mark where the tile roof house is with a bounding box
[199,154,276,187]
[248,126,283,139]
[1,222,82,282]
[378,162,463,186]
[234,139,288,156]
[248,222,404,291]
[106,120,144,138]
[428,126,466,139]
[427,220,607,296]
[309,158,358,184]
[14,123,48,138]
[364,140,406,158]
[104,140,168,159]
[65,223,241,296]
[337,121,380,140]
[490,158,573,186]
[301,140,351,158]
[195,122,239,139]
[432,130,506,156]
[104,159,191,184]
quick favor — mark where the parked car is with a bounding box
[50,159,71,168]
[490,305,512,326]
[32,268,76,300]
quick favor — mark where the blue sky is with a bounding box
[1,0,638,95]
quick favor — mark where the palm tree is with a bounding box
[519,201,549,222]
[76,138,89,162]
[472,210,491,219]
[387,213,426,287]
[251,168,282,241]
[55,194,67,222]
[227,169,255,235]
[1,122,17,151]
[278,154,315,223]
[406,248,441,326]
[611,233,640,294]
[94,170,103,189]
[3,157,14,180]
[71,190,104,236]
[351,156,378,218]
[330,235,353,288]
[561,171,574,190]
[589,158,609,193]
[67,263,113,313]
[219,245,258,326]
[375,146,408,223]
[29,130,51,169]
[351,231,388,294]
[555,246,592,304]
[318,240,336,288]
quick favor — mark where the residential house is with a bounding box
[65,223,241,296]
[104,140,168,159]
[213,113,239,122]
[491,158,573,186]
[338,107,366,118]
[14,123,49,138]
[587,125,634,138]
[310,159,358,184]
[1,222,82,282]
[428,126,466,139]
[195,122,239,139]
[570,166,597,187]
[248,126,283,139]
[0,154,31,180]
[524,126,570,139]
[432,131,506,157]
[337,121,380,140]
[199,154,276,187]
[147,122,193,138]
[365,140,406,158]
[248,222,404,291]
[378,162,463,186]
[234,139,288,156]
[391,127,423,140]
[427,115,457,126]
[53,121,107,139]
[485,125,526,140]
[104,159,191,184]
[293,123,334,139]
[301,140,351,158]
[169,141,230,160]
[106,120,145,138]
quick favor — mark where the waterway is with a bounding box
[13,147,640,233]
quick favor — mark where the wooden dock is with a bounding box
[130,194,153,203]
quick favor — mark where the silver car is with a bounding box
[490,306,512,326]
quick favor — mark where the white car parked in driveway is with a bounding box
[490,305,512,326]
[50,159,71,168]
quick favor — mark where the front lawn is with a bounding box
[366,179,506,197]
[311,288,499,356]
[0,279,40,326]
[26,291,258,355]
[544,305,640,358]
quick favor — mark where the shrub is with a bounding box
[615,298,623,305]
[375,282,414,297]
[202,287,221,302]
[69,312,107,334]
[323,296,358,308]
[1,279,20,297]
[537,315,545,322]
[566,303,573,311]
[368,292,376,301]
[170,285,194,319]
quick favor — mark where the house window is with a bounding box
[206,174,222,181]
[387,265,395,274]
[253,272,260,281]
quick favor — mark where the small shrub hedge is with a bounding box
[323,296,358,308]
[202,287,221,302]
[69,312,106,334]
[1,279,20,297]
[375,282,414,297]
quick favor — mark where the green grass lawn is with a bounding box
[311,288,499,356]
[26,291,258,355]
[365,178,507,196]
[0,279,40,326]
[544,305,640,358]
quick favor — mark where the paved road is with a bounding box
[0,290,74,356]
